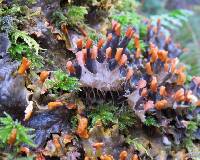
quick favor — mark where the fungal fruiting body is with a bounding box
[48,101,64,110]
[7,128,17,145]
[119,151,128,160]
[76,116,89,139]
[66,22,134,91]
[66,20,198,123]
[18,57,31,75]
[39,71,49,83]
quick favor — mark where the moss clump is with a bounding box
[88,103,135,132]
[44,70,80,94]
[52,5,88,28]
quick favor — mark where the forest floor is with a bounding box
[0,0,199,160]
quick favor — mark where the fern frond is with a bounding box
[11,30,41,55]
[8,29,44,68]
[151,9,193,32]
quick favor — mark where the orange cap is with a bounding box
[174,88,185,102]
[115,23,121,36]
[18,57,31,75]
[176,72,186,85]
[159,86,167,96]
[134,35,140,49]
[141,88,148,97]
[100,155,114,160]
[106,47,112,59]
[119,151,128,160]
[67,103,77,110]
[92,142,104,150]
[76,39,83,49]
[115,48,123,62]
[7,128,17,145]
[155,100,168,110]
[151,48,158,62]
[158,50,168,62]
[85,38,93,49]
[76,117,89,139]
[126,27,134,38]
[144,100,154,111]
[118,54,127,66]
[150,76,157,92]
[91,46,98,59]
[63,134,73,144]
[97,38,105,49]
[132,154,139,160]
[126,68,134,80]
[135,48,141,59]
[137,79,147,89]
[39,71,49,83]
[145,62,153,75]
[66,61,76,74]
[48,101,63,110]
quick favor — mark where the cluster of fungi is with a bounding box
[66,20,199,120]
[17,20,200,159]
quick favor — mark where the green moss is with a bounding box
[44,70,80,94]
[88,103,135,132]
[126,136,150,157]
[111,12,140,27]
[88,103,117,128]
[144,116,159,127]
[118,109,135,131]
[52,5,88,28]
[183,114,200,157]
[26,0,37,4]
[0,5,22,17]
[113,0,139,12]
[187,121,198,134]
[67,6,88,26]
